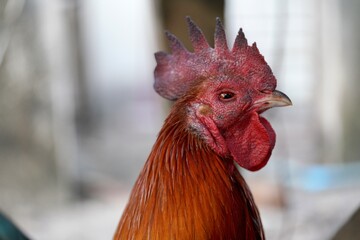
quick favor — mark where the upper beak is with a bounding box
[254,90,292,112]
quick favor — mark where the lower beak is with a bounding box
[254,90,292,112]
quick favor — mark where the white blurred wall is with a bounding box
[80,0,160,93]
[77,0,164,184]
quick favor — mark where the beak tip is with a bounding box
[274,90,292,107]
[253,90,292,111]
[285,98,292,107]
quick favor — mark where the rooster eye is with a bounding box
[219,92,235,101]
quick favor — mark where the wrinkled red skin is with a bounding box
[193,109,276,171]
[187,77,276,171]
[224,113,275,171]
[154,18,276,101]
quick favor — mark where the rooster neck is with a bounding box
[115,110,265,240]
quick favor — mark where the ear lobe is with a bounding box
[197,104,212,116]
[193,104,229,156]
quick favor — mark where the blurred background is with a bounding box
[0,0,360,239]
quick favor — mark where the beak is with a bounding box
[254,90,292,112]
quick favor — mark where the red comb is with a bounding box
[154,17,275,100]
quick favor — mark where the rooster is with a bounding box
[114,17,291,240]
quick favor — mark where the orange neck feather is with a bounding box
[114,105,265,240]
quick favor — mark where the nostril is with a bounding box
[260,90,272,94]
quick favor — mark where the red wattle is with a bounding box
[225,112,276,171]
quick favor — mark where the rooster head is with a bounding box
[154,17,291,171]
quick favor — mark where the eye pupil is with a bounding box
[219,92,234,100]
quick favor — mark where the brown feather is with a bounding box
[114,93,265,240]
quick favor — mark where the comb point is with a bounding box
[154,51,168,64]
[232,28,248,52]
[251,42,261,54]
[165,31,187,54]
[214,17,228,52]
[186,17,210,52]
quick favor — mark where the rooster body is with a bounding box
[115,96,263,239]
[115,17,291,240]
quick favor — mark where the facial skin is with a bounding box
[187,76,291,171]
